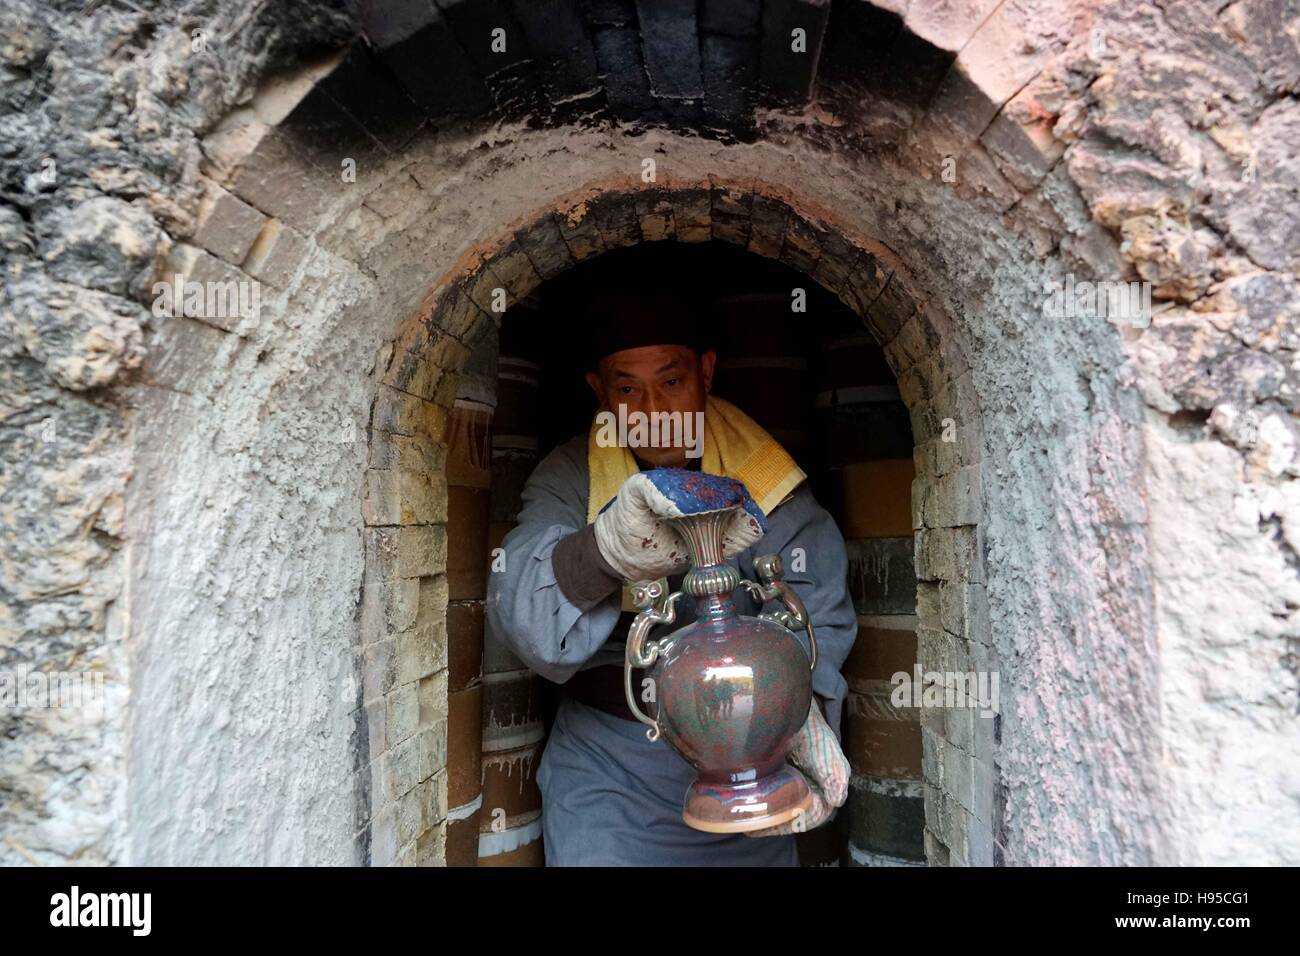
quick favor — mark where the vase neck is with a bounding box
[667,509,741,600]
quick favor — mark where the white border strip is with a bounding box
[478,817,543,858]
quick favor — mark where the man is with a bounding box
[485,291,857,866]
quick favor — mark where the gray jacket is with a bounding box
[485,433,858,737]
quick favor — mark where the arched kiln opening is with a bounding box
[349,178,1000,866]
[437,240,930,866]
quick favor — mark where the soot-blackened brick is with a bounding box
[464,262,511,316]
[711,213,750,247]
[435,0,545,117]
[319,44,426,150]
[711,183,752,219]
[818,402,915,464]
[780,215,823,274]
[700,0,762,38]
[672,189,712,242]
[635,190,676,241]
[849,783,926,860]
[278,84,386,171]
[436,0,530,70]
[663,99,704,130]
[365,8,493,117]
[819,0,900,92]
[592,27,656,119]
[711,184,753,246]
[758,0,831,107]
[876,28,955,110]
[747,195,790,259]
[557,205,606,261]
[589,193,642,249]
[635,0,704,100]
[515,214,575,281]
[507,0,602,103]
[701,33,757,129]
[360,0,439,48]
[867,274,917,344]
[847,537,917,615]
[492,61,550,119]
[579,0,637,27]
[812,230,859,293]
[439,284,491,342]
[843,253,889,315]
[492,240,543,300]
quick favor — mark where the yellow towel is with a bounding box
[585,394,807,525]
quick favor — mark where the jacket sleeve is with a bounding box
[484,442,624,684]
[737,481,858,741]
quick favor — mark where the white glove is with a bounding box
[747,700,850,837]
[592,470,766,582]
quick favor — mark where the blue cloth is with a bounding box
[486,433,858,866]
[598,466,769,532]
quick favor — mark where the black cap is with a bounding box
[580,290,715,370]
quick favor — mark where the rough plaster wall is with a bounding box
[1145,417,1300,865]
[881,185,1163,864]
[0,0,356,864]
[1056,0,1300,863]
[931,224,1163,864]
[125,250,376,864]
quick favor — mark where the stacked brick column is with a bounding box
[444,331,498,866]
[360,330,469,866]
[888,304,994,867]
[478,306,547,866]
[819,333,924,866]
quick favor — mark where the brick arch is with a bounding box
[123,0,1161,868]
[344,0,1077,167]
[359,181,984,865]
[203,0,1084,249]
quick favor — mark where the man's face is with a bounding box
[586,344,716,467]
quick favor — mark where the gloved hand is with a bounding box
[592,468,767,582]
[746,699,850,838]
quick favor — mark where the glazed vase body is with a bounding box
[625,507,818,833]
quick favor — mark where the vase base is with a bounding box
[682,765,814,834]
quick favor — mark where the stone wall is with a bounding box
[1,0,1295,866]
[0,0,357,865]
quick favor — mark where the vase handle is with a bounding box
[752,554,818,672]
[624,579,682,742]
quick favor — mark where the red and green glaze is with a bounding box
[630,469,814,832]
[654,589,814,832]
